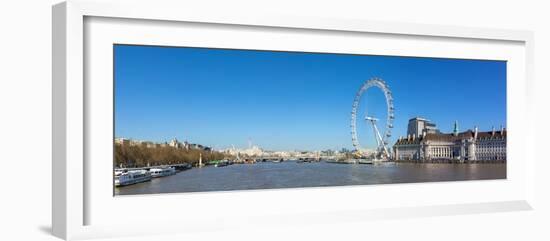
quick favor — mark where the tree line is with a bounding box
[114,144,230,168]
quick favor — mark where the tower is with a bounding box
[453,120,459,136]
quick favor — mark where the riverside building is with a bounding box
[115,137,211,151]
[393,118,506,162]
[407,117,440,136]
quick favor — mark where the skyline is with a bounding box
[114,44,506,151]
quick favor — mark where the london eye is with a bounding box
[350,78,394,160]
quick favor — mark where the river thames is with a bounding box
[115,161,506,195]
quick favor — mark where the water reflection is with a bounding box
[115,161,506,195]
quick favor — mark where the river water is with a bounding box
[115,161,506,195]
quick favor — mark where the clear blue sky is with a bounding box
[114,45,506,151]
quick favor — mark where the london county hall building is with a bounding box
[393,117,506,162]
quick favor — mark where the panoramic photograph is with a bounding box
[113,44,506,195]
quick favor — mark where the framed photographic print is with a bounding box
[53,0,535,240]
[112,45,507,195]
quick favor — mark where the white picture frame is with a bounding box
[52,0,535,240]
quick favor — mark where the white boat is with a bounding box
[114,170,124,176]
[358,159,374,164]
[214,160,230,167]
[341,159,358,164]
[149,166,176,178]
[115,170,151,187]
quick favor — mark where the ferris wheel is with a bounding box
[350,78,394,159]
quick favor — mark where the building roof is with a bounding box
[394,129,506,145]
[476,130,507,140]
[409,116,430,122]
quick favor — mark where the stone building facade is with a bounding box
[393,120,506,162]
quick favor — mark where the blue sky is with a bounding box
[114,45,506,151]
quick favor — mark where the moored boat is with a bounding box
[214,160,231,167]
[150,166,176,178]
[115,169,151,187]
[357,159,374,164]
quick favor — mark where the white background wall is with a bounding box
[0,0,548,240]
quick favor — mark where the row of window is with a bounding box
[475,155,506,160]
[476,147,506,153]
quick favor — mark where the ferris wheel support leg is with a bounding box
[369,122,381,149]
